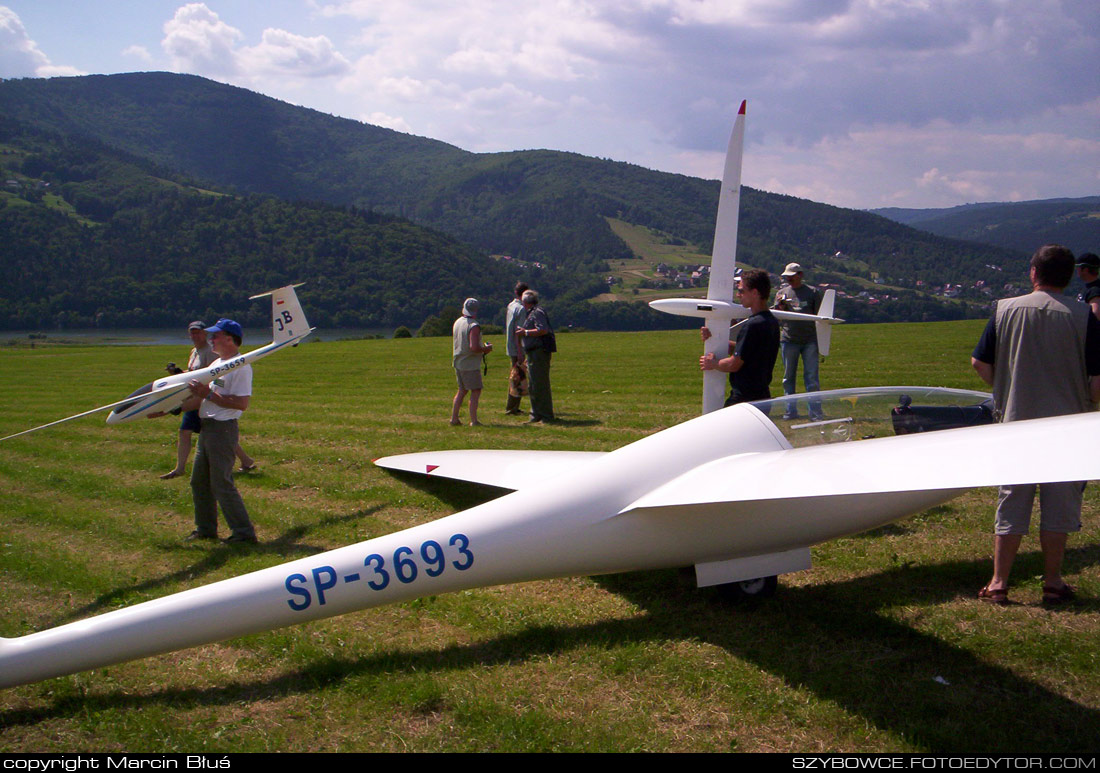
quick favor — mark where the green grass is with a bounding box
[1,322,1098,752]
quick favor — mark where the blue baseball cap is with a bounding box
[205,318,243,339]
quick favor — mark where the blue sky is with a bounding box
[3,0,1097,209]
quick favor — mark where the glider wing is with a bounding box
[621,411,1100,515]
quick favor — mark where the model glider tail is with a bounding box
[250,283,312,346]
[815,289,838,357]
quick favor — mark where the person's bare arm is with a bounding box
[971,357,994,386]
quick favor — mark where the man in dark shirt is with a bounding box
[700,268,780,406]
[1076,252,1100,321]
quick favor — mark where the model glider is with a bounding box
[3,107,1096,691]
[645,101,843,414]
[0,285,313,442]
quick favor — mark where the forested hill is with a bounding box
[870,197,1100,256]
[0,118,515,331]
[0,73,1024,291]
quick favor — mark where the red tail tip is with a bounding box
[738,100,746,115]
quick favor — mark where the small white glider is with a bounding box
[0,284,313,441]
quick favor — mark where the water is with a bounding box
[1,328,393,346]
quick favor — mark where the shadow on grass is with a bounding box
[50,505,385,626]
[6,545,1098,750]
[383,470,509,511]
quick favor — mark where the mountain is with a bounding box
[870,197,1100,256]
[0,117,516,331]
[0,72,1045,327]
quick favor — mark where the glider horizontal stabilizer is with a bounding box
[374,449,605,491]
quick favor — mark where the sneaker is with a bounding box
[185,530,218,541]
[222,533,259,544]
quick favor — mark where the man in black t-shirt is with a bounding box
[700,269,780,406]
[1076,252,1100,321]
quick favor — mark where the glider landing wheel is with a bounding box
[716,575,778,602]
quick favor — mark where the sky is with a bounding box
[2,0,1097,210]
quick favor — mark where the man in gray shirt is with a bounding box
[971,244,1100,604]
[773,262,822,420]
[504,282,529,415]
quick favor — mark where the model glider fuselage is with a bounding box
[0,285,313,441]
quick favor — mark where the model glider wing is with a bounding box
[0,384,188,442]
[374,449,605,491]
[621,411,1100,516]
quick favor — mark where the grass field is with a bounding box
[1,321,1098,752]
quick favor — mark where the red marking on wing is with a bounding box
[426,465,439,474]
[738,100,746,115]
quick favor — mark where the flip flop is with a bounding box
[1041,583,1076,604]
[978,585,1008,605]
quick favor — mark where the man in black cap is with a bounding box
[1076,252,1100,320]
[184,319,258,544]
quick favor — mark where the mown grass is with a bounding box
[0,321,1098,752]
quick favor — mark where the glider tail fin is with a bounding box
[251,283,311,345]
[816,289,836,357]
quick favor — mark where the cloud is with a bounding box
[0,6,83,78]
[749,116,1100,208]
[122,45,154,64]
[161,3,349,80]
[240,28,351,78]
[162,3,242,76]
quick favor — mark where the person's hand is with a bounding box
[700,326,711,342]
[188,379,211,398]
[700,352,717,371]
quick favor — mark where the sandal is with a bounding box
[1041,583,1076,604]
[978,585,1008,605]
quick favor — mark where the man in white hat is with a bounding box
[773,262,823,420]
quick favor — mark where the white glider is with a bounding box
[645,101,843,414]
[2,107,1095,691]
[0,284,313,441]
[2,386,1097,689]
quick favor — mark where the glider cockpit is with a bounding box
[745,386,994,450]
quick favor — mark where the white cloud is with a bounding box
[362,111,412,133]
[0,6,83,78]
[240,28,350,78]
[162,3,242,76]
[749,118,1100,208]
[161,3,349,81]
[122,45,154,64]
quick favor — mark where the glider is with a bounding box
[646,100,843,414]
[0,285,313,442]
[2,105,1095,690]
